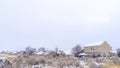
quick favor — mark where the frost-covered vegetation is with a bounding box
[0,55,120,68]
[0,46,120,68]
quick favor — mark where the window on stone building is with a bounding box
[91,48,95,51]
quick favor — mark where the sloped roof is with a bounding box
[84,41,106,47]
[36,52,44,55]
[36,51,48,55]
[78,53,88,56]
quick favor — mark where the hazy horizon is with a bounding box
[0,0,120,51]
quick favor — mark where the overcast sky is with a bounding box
[0,0,120,51]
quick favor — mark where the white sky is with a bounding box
[0,0,120,51]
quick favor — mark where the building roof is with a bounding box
[36,52,44,55]
[84,41,106,47]
[78,53,88,56]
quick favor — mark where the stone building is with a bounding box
[83,41,112,57]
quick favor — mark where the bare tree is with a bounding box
[55,47,59,52]
[38,47,46,52]
[47,51,59,58]
[25,46,36,55]
[117,48,120,57]
[71,44,82,57]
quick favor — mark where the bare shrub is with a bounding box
[103,59,114,68]
[39,59,46,66]
[111,57,120,65]
[13,56,23,68]
[86,60,98,68]
[74,61,80,67]
[25,56,39,66]
[46,60,53,66]
[47,51,59,58]
[1,60,13,68]
[103,59,120,68]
